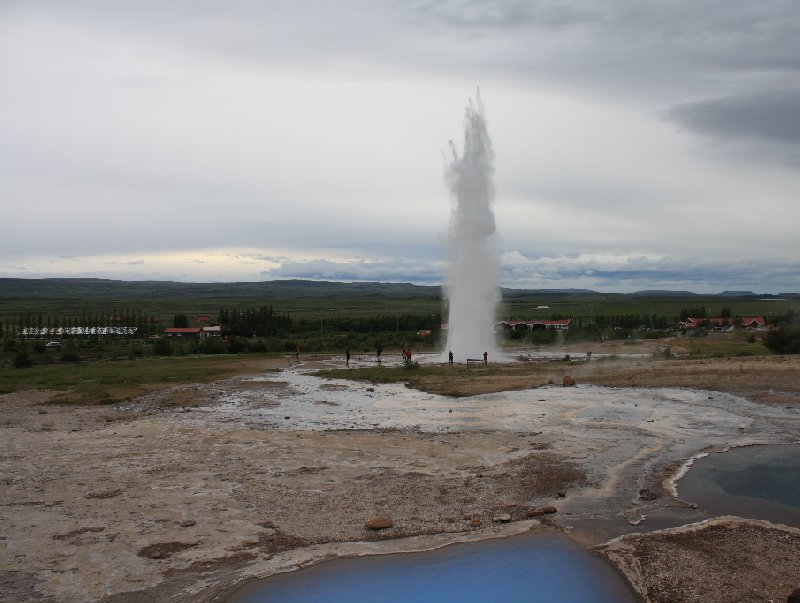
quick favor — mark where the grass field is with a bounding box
[0,354,275,405]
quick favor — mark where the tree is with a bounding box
[173,314,189,328]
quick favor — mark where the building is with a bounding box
[678,316,766,330]
[164,327,202,339]
[497,319,571,331]
[201,326,221,338]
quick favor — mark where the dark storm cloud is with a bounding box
[666,89,800,146]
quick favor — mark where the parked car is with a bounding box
[45,341,62,350]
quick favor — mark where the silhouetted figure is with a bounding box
[295,344,300,359]
[345,348,350,366]
[483,351,488,365]
[448,350,453,366]
[377,346,382,363]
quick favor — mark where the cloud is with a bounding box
[666,89,800,146]
[105,260,145,265]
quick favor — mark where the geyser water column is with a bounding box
[444,91,500,360]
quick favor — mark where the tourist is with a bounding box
[345,348,350,366]
[377,346,382,363]
[295,344,300,359]
[448,350,453,366]
[483,351,488,365]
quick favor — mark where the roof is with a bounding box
[164,327,202,333]
[497,319,572,327]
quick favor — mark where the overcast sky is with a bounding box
[2,0,799,293]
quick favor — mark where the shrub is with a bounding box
[60,351,81,363]
[14,352,33,368]
[151,338,173,356]
[228,337,250,354]
[763,324,800,354]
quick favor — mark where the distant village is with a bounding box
[14,313,769,340]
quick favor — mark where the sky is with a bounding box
[1,0,799,293]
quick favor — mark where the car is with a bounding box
[45,341,62,350]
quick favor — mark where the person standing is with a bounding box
[483,351,488,365]
[448,350,454,366]
[295,344,300,359]
[345,348,351,366]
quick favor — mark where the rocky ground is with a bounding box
[598,518,800,603]
[1,349,799,602]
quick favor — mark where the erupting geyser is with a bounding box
[444,91,500,360]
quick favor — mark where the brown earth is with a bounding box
[408,351,800,406]
[1,352,799,602]
[598,518,800,603]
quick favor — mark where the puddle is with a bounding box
[231,533,637,603]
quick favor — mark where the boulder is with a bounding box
[364,517,393,530]
[470,518,482,527]
[526,506,557,517]
[562,376,576,387]
[492,513,512,523]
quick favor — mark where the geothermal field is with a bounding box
[2,350,799,602]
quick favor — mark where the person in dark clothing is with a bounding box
[345,348,350,366]
[448,350,453,366]
[483,351,488,365]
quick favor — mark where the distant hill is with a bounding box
[0,278,443,300]
[1,278,796,300]
[632,290,698,297]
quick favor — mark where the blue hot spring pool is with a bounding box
[678,443,800,526]
[231,533,636,603]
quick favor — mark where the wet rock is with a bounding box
[179,519,196,527]
[788,587,800,603]
[470,518,482,527]
[526,506,557,517]
[557,490,567,498]
[492,513,512,523]
[562,376,576,387]
[137,541,198,559]
[638,488,660,501]
[364,517,393,530]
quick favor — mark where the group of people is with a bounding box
[338,348,489,366]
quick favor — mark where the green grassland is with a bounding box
[0,354,272,405]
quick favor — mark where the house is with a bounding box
[497,319,571,331]
[201,326,221,338]
[164,327,202,339]
[678,316,765,329]
[196,315,211,323]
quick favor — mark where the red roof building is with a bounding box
[164,327,202,338]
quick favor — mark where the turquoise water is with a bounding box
[679,444,800,526]
[233,533,636,603]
